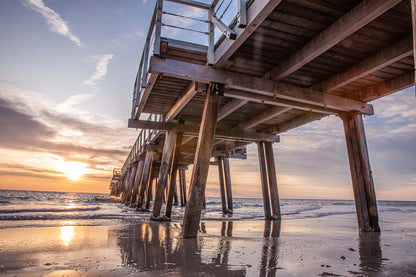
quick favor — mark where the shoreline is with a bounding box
[1,213,415,276]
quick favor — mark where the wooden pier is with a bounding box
[110,0,416,237]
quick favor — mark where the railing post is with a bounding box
[154,0,163,56]
[237,0,247,28]
[208,10,215,65]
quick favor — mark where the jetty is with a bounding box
[110,0,416,238]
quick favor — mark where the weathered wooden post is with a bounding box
[122,166,134,204]
[130,158,145,207]
[145,176,155,211]
[179,168,185,206]
[165,133,183,218]
[342,112,380,232]
[223,157,233,213]
[136,150,156,210]
[151,132,177,220]
[217,156,227,214]
[183,83,223,238]
[181,169,187,205]
[264,142,281,219]
[257,142,272,219]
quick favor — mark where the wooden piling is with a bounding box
[152,132,177,219]
[183,83,222,238]
[223,157,233,213]
[181,169,187,205]
[165,132,183,218]
[136,150,155,210]
[217,156,227,214]
[130,158,145,207]
[257,142,272,219]
[342,112,380,232]
[145,176,155,211]
[264,142,281,219]
[179,169,185,206]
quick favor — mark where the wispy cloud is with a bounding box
[83,54,114,87]
[21,0,82,47]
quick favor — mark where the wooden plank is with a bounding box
[264,0,402,81]
[264,142,280,219]
[165,133,183,218]
[214,0,284,67]
[149,57,374,115]
[183,84,222,238]
[235,106,291,130]
[128,119,280,142]
[342,113,380,232]
[217,99,248,121]
[164,37,208,53]
[151,132,177,219]
[166,82,197,122]
[136,151,155,210]
[223,157,233,213]
[257,142,271,219]
[217,156,227,214]
[315,35,413,92]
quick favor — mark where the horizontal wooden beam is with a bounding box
[149,57,373,115]
[224,89,340,115]
[264,0,402,81]
[166,82,197,122]
[351,71,414,102]
[264,113,328,134]
[217,99,248,121]
[235,106,291,130]
[128,119,280,142]
[214,0,283,68]
[315,35,413,92]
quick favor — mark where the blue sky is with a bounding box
[0,0,415,200]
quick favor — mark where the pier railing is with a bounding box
[131,0,248,120]
[119,114,163,177]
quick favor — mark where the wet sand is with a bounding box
[1,213,415,276]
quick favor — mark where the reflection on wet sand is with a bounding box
[359,232,382,275]
[113,221,246,275]
[260,220,281,277]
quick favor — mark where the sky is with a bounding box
[0,0,415,200]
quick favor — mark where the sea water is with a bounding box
[1,190,415,230]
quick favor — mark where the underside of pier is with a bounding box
[111,0,416,237]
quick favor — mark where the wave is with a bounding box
[0,206,100,214]
[0,213,145,221]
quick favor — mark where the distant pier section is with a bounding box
[111,0,416,237]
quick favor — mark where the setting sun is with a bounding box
[58,161,88,181]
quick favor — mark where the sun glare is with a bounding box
[60,226,74,247]
[58,161,88,181]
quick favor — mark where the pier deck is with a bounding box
[111,0,415,237]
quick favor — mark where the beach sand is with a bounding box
[1,213,415,276]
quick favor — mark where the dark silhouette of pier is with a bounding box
[110,0,416,237]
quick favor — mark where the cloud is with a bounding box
[0,83,137,181]
[83,54,114,87]
[21,0,82,47]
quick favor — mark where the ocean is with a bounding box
[1,189,415,230]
